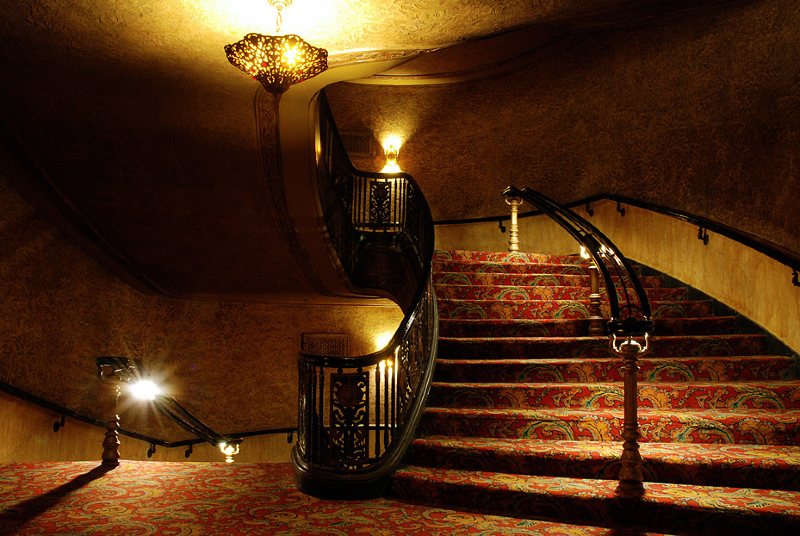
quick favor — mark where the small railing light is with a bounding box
[219,441,241,463]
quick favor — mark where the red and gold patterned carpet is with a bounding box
[0,461,653,535]
[391,250,800,533]
[4,250,798,534]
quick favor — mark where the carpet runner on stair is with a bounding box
[391,249,800,533]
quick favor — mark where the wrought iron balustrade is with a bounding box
[292,93,437,497]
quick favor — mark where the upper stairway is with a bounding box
[391,249,800,533]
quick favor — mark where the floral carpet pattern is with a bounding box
[0,461,638,535]
[391,250,800,532]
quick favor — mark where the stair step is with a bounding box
[433,260,596,275]
[434,355,798,383]
[421,407,800,444]
[409,437,800,491]
[437,299,713,319]
[439,316,745,337]
[391,466,800,532]
[428,381,800,410]
[401,249,800,529]
[435,283,689,302]
[437,334,767,359]
[434,250,588,265]
[434,272,666,288]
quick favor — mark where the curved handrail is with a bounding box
[292,92,437,498]
[504,186,654,339]
[437,192,800,281]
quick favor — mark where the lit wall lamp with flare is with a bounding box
[224,0,328,95]
[381,135,403,173]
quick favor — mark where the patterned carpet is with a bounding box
[0,461,655,535]
[391,249,800,533]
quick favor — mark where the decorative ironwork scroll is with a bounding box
[330,371,369,467]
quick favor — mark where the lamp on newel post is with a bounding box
[96,357,137,467]
[96,356,243,464]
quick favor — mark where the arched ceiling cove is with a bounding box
[1,0,797,299]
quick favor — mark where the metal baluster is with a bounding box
[383,357,390,451]
[318,366,325,463]
[375,364,381,458]
[309,365,317,463]
[392,348,398,440]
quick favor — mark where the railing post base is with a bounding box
[101,383,121,467]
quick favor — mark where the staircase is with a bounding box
[391,249,800,533]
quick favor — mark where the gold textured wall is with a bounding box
[0,172,403,445]
[436,216,577,255]
[328,0,800,255]
[586,200,800,355]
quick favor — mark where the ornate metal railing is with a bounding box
[504,186,654,498]
[292,93,437,498]
[503,186,653,339]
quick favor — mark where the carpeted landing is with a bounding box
[0,461,660,535]
[390,249,800,534]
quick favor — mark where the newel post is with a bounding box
[101,383,121,467]
[505,195,523,252]
[587,263,605,335]
[612,333,649,498]
[96,357,135,467]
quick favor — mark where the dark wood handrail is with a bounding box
[503,187,654,497]
[292,92,438,498]
[0,379,295,451]
[436,193,800,275]
[504,187,654,338]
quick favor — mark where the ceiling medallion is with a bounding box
[224,1,328,95]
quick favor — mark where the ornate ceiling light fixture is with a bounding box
[224,0,328,95]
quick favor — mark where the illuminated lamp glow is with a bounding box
[129,380,162,401]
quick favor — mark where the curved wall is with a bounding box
[328,0,800,253]
[0,171,402,444]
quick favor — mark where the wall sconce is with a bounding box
[381,135,403,173]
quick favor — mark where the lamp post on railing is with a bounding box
[96,356,242,464]
[505,195,523,252]
[97,357,136,467]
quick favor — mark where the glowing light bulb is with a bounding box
[129,380,162,401]
[219,441,240,463]
[283,46,299,66]
[579,245,590,260]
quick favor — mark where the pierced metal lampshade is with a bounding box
[224,33,328,94]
